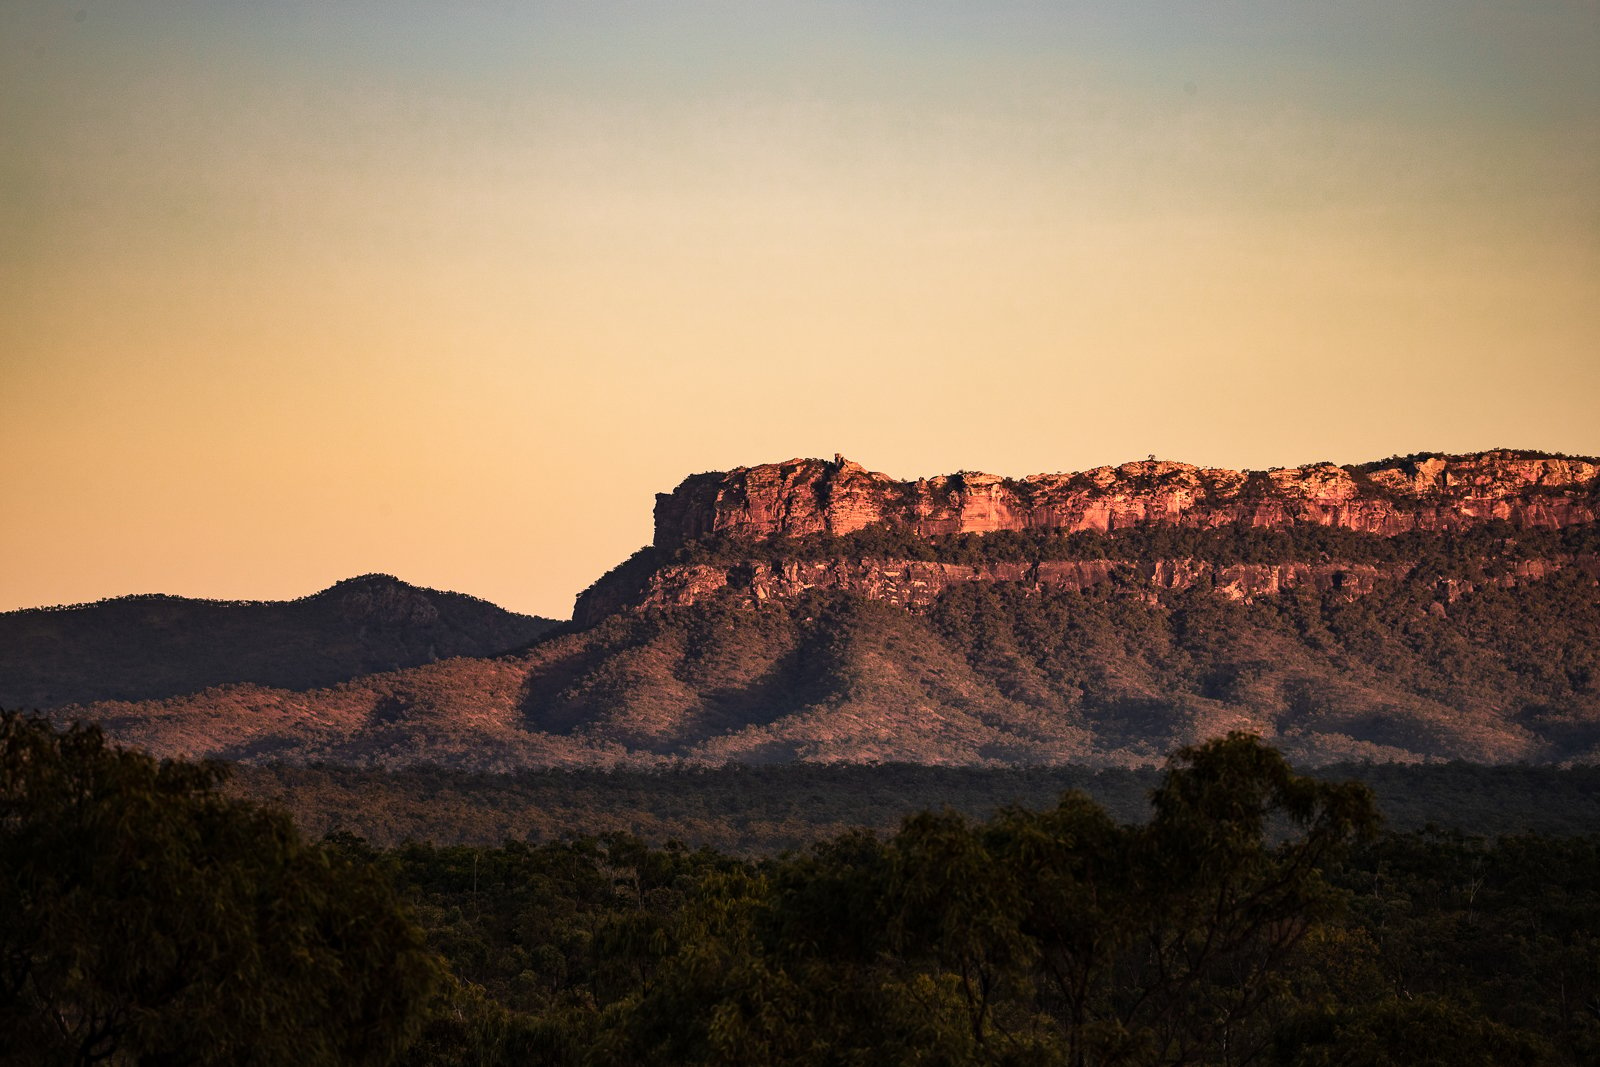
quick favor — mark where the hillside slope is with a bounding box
[2,574,559,710]
[60,550,1600,769]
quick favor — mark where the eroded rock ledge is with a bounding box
[573,450,1599,626]
[654,451,1599,551]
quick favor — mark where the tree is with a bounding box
[0,713,439,1066]
[1118,732,1381,1065]
[885,732,1380,1066]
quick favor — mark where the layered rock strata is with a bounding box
[655,452,1599,551]
[574,450,1599,625]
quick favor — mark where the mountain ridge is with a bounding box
[28,449,1600,771]
[1,574,559,711]
[7,572,483,615]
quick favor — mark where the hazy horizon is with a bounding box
[5,1,1598,619]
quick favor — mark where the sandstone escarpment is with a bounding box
[654,451,1599,551]
[572,450,1599,624]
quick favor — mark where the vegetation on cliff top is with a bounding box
[661,519,1600,569]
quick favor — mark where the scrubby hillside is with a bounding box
[61,546,1600,768]
[2,574,558,709]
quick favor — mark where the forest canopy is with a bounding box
[6,714,1599,1065]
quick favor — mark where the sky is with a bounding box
[3,1,1598,619]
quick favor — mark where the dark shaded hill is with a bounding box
[1,574,559,710]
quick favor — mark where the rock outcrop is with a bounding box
[574,450,1599,624]
[654,451,1599,550]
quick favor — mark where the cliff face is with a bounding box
[654,451,1599,551]
[566,451,1600,624]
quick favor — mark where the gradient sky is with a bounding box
[4,1,1598,619]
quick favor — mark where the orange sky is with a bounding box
[4,2,1598,619]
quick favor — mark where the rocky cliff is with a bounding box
[575,451,1599,625]
[654,451,1600,551]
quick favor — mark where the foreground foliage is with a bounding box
[10,714,1600,1065]
[0,713,439,1066]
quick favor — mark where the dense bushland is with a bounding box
[10,714,1600,1065]
[666,519,1600,569]
[0,713,439,1066]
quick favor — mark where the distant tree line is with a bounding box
[229,758,1600,852]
